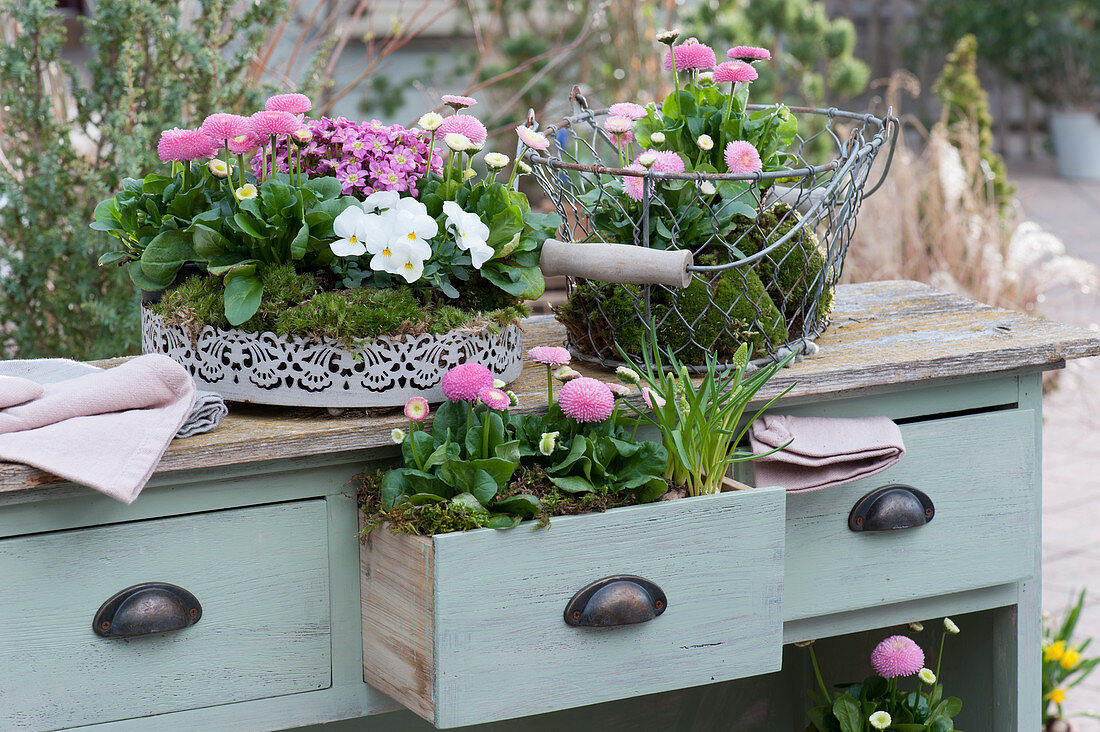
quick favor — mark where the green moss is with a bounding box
[727,204,832,333]
[153,263,526,343]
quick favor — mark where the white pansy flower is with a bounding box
[418,112,443,131]
[442,201,494,269]
[331,206,371,256]
[361,190,428,217]
[444,133,472,152]
[370,209,437,283]
[484,152,510,169]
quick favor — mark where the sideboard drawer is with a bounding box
[0,500,331,730]
[362,484,786,728]
[781,409,1037,620]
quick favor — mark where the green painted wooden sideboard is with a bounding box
[1,281,1097,731]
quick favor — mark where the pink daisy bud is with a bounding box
[403,396,430,422]
[558,377,615,423]
[526,346,571,366]
[478,387,511,411]
[724,140,763,175]
[714,61,759,84]
[663,38,717,72]
[604,116,635,134]
[728,45,771,61]
[607,382,632,397]
[641,387,667,410]
[442,94,477,109]
[291,127,314,146]
[250,110,301,137]
[554,366,581,382]
[440,362,495,403]
[227,133,260,155]
[608,102,647,120]
[651,150,686,174]
[437,114,487,147]
[515,126,550,151]
[264,93,313,114]
[871,635,925,679]
[157,127,219,162]
[201,113,253,142]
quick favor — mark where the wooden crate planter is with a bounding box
[360,484,786,728]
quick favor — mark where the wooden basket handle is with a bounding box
[539,239,693,289]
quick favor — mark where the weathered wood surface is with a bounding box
[781,409,1037,621]
[360,484,786,728]
[1,280,1096,495]
[360,525,436,721]
[0,500,331,729]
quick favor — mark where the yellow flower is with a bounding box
[1045,641,1067,662]
[234,183,258,201]
[1061,648,1081,669]
[1046,687,1067,705]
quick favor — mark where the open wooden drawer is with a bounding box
[360,484,786,728]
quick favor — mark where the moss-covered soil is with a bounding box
[557,203,835,364]
[151,264,528,344]
[357,465,648,537]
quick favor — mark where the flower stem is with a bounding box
[808,645,831,704]
[269,134,277,179]
[482,409,490,459]
[426,133,436,181]
[670,47,681,117]
[935,632,946,682]
[546,365,554,406]
[223,143,232,192]
[408,422,424,470]
[236,153,245,188]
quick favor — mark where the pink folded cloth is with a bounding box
[0,354,196,503]
[749,414,905,492]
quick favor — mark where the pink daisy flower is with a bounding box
[251,110,301,137]
[157,128,219,162]
[604,116,635,135]
[651,150,686,174]
[664,38,717,72]
[728,45,771,61]
[515,126,550,151]
[622,163,647,202]
[714,61,759,84]
[724,140,763,175]
[527,346,571,366]
[438,114,487,147]
[440,362,495,403]
[611,131,634,149]
[608,102,647,120]
[478,387,511,411]
[442,94,477,109]
[264,93,313,114]
[558,377,615,423]
[201,113,253,142]
[227,133,261,155]
[871,635,925,679]
[404,396,430,422]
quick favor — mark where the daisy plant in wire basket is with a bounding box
[93,92,559,337]
[546,33,879,369]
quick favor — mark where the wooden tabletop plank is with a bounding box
[2,280,1098,494]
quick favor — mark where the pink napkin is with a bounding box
[0,354,196,503]
[749,414,905,492]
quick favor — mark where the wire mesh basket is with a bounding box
[526,88,898,370]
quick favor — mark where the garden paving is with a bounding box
[1010,159,1100,725]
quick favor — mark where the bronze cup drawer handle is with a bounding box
[93,582,202,638]
[564,575,667,627]
[849,484,935,532]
